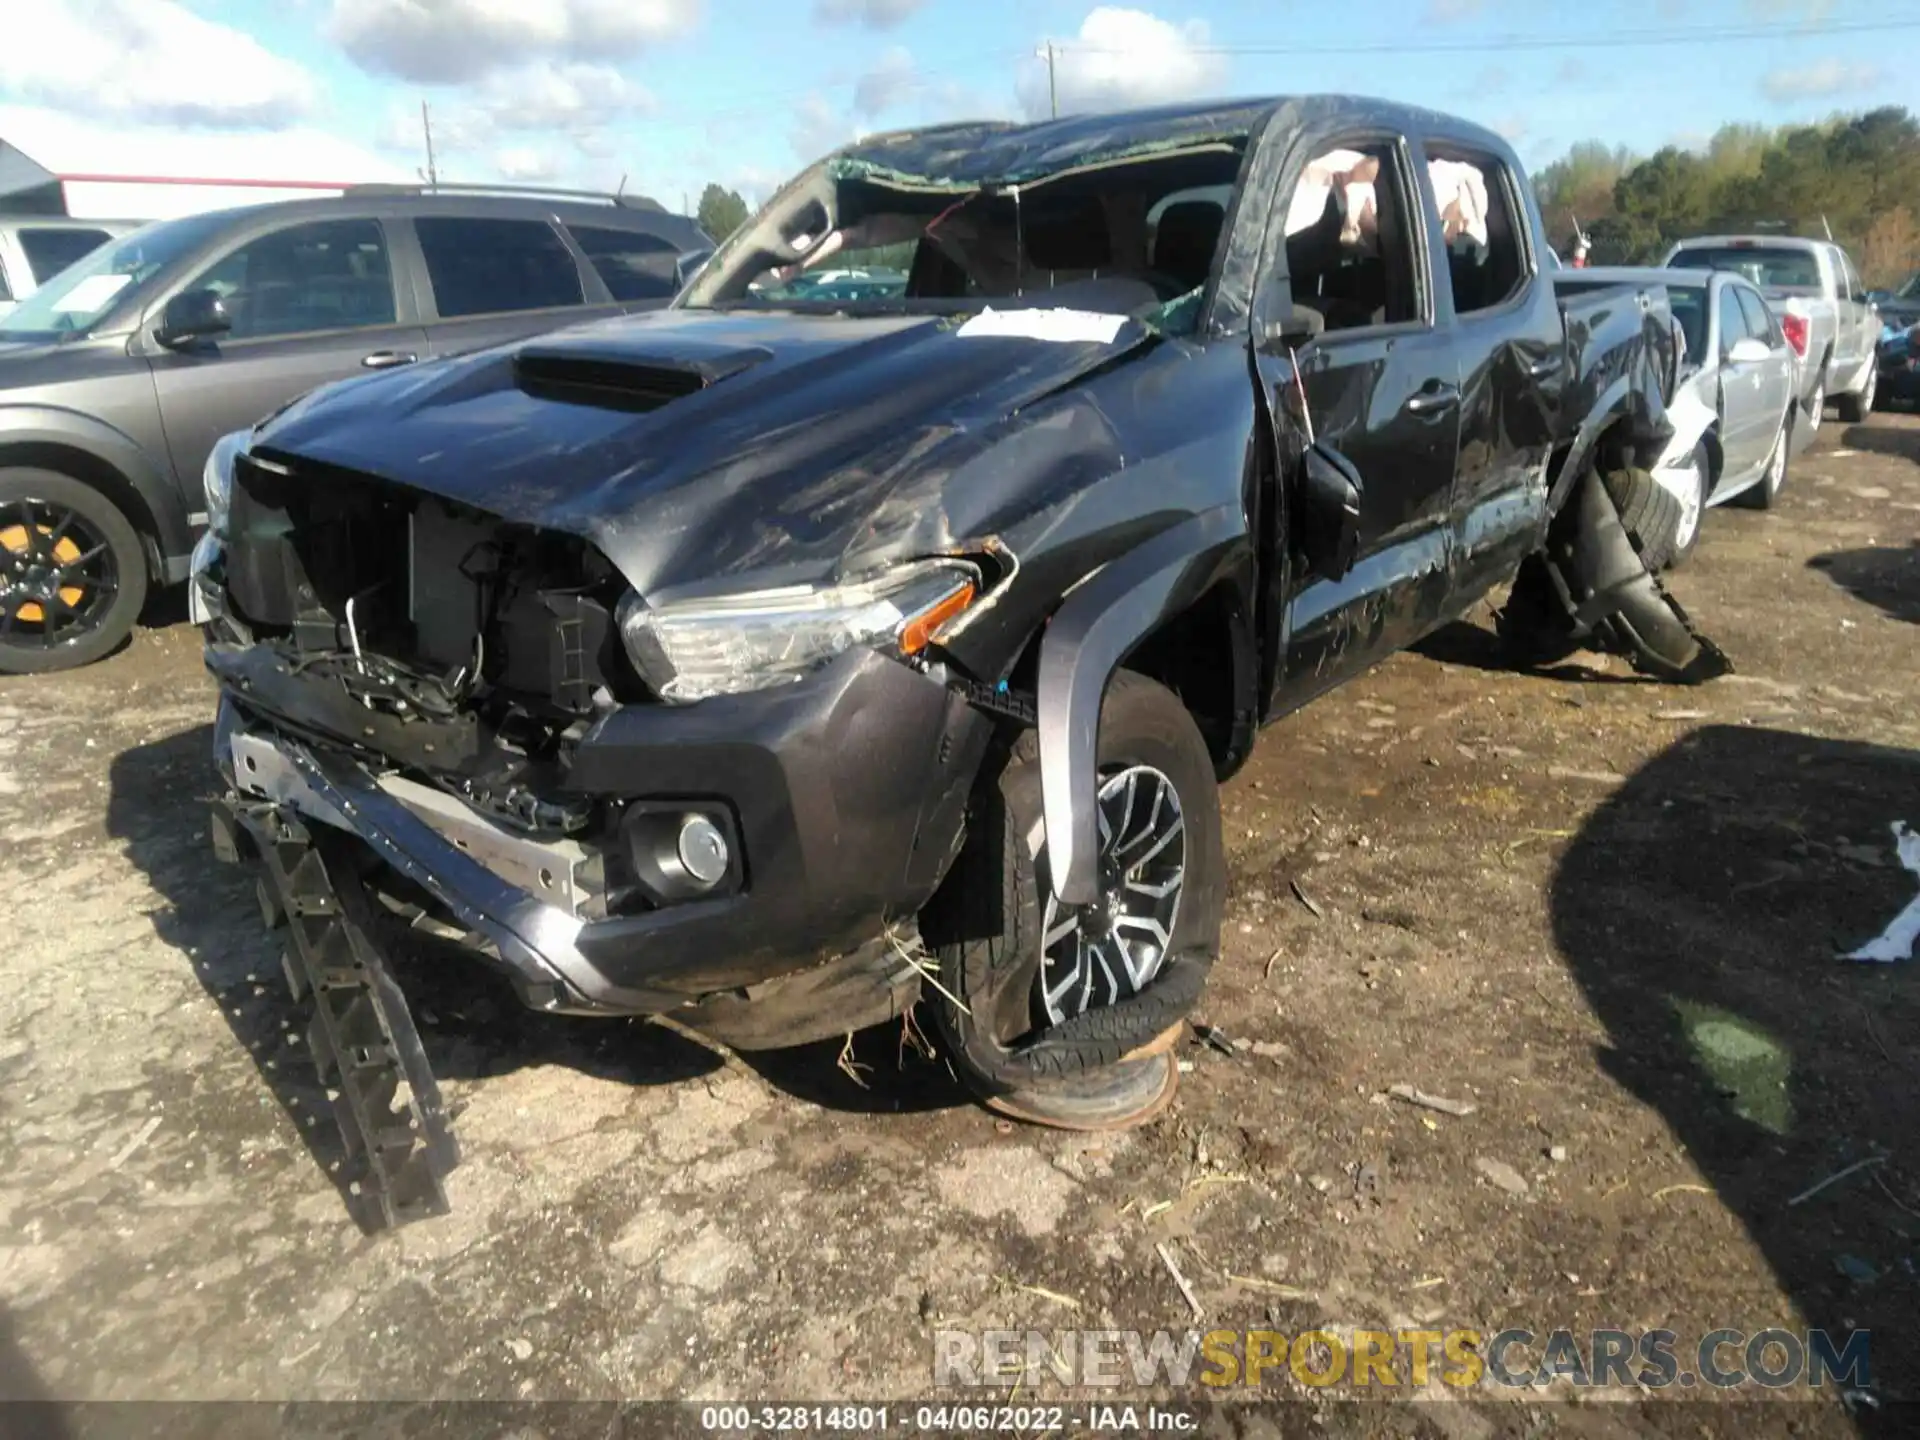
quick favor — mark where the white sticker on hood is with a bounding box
[956,307,1128,345]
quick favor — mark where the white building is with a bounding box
[0,108,412,222]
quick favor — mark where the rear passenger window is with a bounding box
[568,225,680,302]
[1734,287,1777,347]
[1283,142,1424,333]
[1424,148,1529,315]
[20,228,111,285]
[416,217,584,318]
[182,220,396,340]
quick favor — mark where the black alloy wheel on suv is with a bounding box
[0,469,149,673]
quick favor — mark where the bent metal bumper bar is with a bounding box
[210,699,694,1016]
[211,791,461,1231]
[208,702,676,1232]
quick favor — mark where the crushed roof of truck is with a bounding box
[827,97,1280,191]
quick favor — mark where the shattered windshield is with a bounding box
[680,135,1250,336]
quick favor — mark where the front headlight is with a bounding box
[201,429,249,535]
[618,559,978,703]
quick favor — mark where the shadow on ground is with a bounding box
[1551,725,1920,1420]
[1412,619,1660,686]
[0,1305,68,1432]
[1809,543,1920,625]
[106,724,970,1227]
[1839,421,1920,465]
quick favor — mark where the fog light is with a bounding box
[677,814,729,887]
[618,801,740,909]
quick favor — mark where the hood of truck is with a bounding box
[253,306,1150,597]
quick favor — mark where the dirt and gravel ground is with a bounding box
[2,416,1917,1434]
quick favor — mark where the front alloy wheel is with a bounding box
[0,469,149,674]
[0,499,119,645]
[1038,764,1185,1025]
[924,670,1225,1127]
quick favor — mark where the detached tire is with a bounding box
[923,670,1224,1120]
[0,468,148,675]
[1600,465,1685,572]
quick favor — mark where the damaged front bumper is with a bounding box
[209,643,991,1031]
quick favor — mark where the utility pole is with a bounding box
[1046,42,1058,119]
[420,100,439,189]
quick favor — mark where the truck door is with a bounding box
[1416,141,1562,609]
[1837,250,1875,383]
[1257,135,1461,711]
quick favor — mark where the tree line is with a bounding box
[1534,106,1920,285]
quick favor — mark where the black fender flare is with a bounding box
[1036,504,1246,905]
[1549,372,1672,520]
[0,405,191,573]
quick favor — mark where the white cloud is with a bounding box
[328,0,702,84]
[0,0,318,129]
[1424,0,1485,21]
[1018,8,1227,122]
[379,60,654,183]
[482,62,655,132]
[814,0,925,28]
[792,93,858,163]
[853,47,918,118]
[493,144,563,181]
[1760,57,1883,102]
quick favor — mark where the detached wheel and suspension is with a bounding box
[925,670,1225,1130]
[0,469,148,674]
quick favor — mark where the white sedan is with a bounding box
[1555,265,1799,565]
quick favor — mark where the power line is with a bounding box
[1059,14,1920,57]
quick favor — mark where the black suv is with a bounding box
[0,185,711,673]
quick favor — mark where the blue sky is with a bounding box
[2,0,1917,215]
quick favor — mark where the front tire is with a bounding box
[924,670,1224,1122]
[0,469,149,675]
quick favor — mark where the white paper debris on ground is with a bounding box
[955,308,1128,345]
[1843,821,1920,963]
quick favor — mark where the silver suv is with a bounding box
[0,184,711,673]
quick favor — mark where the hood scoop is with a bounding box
[513,337,775,413]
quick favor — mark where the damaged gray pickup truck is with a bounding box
[193,96,1726,1229]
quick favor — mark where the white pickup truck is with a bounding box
[0,217,138,319]
[1663,233,1882,427]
